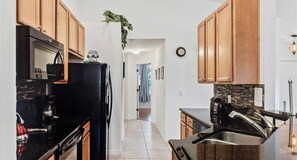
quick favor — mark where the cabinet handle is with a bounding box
[37,27,41,31]
[43,30,47,33]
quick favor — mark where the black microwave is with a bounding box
[16,26,64,82]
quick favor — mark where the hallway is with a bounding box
[110,120,171,160]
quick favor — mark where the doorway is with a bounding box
[137,63,152,121]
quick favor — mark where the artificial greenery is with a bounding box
[102,10,133,49]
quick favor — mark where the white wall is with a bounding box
[260,0,277,111]
[76,0,218,140]
[0,0,16,159]
[84,22,123,155]
[153,43,166,139]
[274,0,297,112]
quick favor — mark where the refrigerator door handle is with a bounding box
[107,69,113,128]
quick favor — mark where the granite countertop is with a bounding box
[17,116,90,160]
[170,108,297,160]
[179,108,212,127]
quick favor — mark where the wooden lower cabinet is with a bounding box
[82,132,90,160]
[48,154,54,160]
[186,126,193,137]
[82,121,90,160]
[180,113,194,139]
[180,121,186,139]
[172,151,179,160]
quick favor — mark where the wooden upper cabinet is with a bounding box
[17,0,40,30]
[40,0,56,38]
[232,0,259,84]
[197,0,259,84]
[205,14,216,82]
[197,22,206,83]
[56,0,69,81]
[68,13,78,53]
[17,0,56,39]
[78,23,85,57]
[216,1,233,82]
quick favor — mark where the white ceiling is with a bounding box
[124,39,165,54]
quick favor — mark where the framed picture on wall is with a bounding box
[155,69,157,80]
[161,66,164,79]
[158,68,160,80]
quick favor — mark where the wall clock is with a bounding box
[176,47,186,57]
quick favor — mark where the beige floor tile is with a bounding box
[147,149,171,159]
[124,159,148,160]
[145,142,168,150]
[166,144,173,151]
[125,137,145,142]
[124,150,148,159]
[126,128,143,133]
[109,154,123,159]
[143,132,161,136]
[126,132,144,138]
[125,141,146,149]
[145,137,165,142]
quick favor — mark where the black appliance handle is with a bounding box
[58,128,84,155]
[53,51,64,64]
[107,69,113,128]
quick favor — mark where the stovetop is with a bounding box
[17,116,90,160]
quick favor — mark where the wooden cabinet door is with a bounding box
[40,0,56,38]
[78,24,85,57]
[56,0,69,81]
[48,154,54,160]
[197,22,206,83]
[82,133,90,160]
[172,151,179,160]
[216,1,233,82]
[186,126,193,137]
[180,121,186,139]
[17,0,40,30]
[68,13,78,53]
[205,14,216,82]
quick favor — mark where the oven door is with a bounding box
[55,128,84,160]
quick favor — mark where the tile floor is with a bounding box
[110,120,172,160]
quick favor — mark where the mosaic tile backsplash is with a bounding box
[17,82,46,101]
[214,84,265,111]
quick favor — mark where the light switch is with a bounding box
[254,88,263,107]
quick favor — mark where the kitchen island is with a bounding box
[170,108,297,160]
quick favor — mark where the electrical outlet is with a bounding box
[179,91,183,97]
[228,95,231,103]
[254,88,263,107]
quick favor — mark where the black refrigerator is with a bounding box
[52,63,113,160]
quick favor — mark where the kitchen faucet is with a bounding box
[254,112,276,136]
[228,111,268,139]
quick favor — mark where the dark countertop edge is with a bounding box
[39,145,58,160]
[172,109,294,160]
[179,108,212,127]
[26,116,91,160]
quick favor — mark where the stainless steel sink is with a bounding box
[194,130,265,145]
[197,138,237,145]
